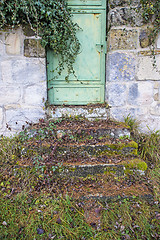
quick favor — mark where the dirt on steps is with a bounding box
[13,117,148,189]
[29,117,129,131]
[18,117,136,167]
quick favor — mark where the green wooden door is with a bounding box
[47,0,106,105]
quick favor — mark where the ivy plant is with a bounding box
[141,0,159,42]
[141,0,160,68]
[0,0,80,81]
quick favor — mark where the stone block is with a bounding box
[0,33,5,57]
[136,82,154,105]
[0,87,21,104]
[110,107,136,121]
[128,83,139,105]
[107,52,136,82]
[109,29,138,50]
[109,7,143,27]
[1,60,12,82]
[153,83,160,101]
[5,31,21,55]
[24,39,45,58]
[22,25,36,37]
[6,107,45,131]
[150,102,160,116]
[136,107,148,117]
[108,83,127,106]
[138,116,160,132]
[24,85,47,106]
[139,29,151,48]
[47,106,109,120]
[109,0,139,9]
[137,55,160,80]
[1,59,46,84]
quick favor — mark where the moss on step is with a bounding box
[61,164,124,177]
[108,140,138,151]
[123,158,147,171]
[96,140,138,158]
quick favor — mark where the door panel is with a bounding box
[47,2,106,105]
[49,86,103,104]
[68,0,103,7]
[48,11,103,82]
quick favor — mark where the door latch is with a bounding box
[96,43,106,53]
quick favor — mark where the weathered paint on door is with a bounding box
[47,0,106,105]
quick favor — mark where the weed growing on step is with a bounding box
[123,115,160,206]
[138,130,160,167]
[124,115,160,167]
[124,114,140,136]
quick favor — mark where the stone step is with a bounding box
[55,140,138,159]
[53,157,147,178]
[17,156,147,178]
[57,163,125,177]
[18,118,146,179]
[21,138,138,165]
[48,161,149,202]
[56,127,130,140]
[46,104,110,120]
[27,118,130,140]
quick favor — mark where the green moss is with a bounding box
[124,159,147,171]
[108,141,138,151]
[127,141,138,149]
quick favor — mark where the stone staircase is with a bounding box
[18,113,151,226]
[22,113,149,199]
[51,120,138,178]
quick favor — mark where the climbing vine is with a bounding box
[141,0,159,42]
[141,0,160,67]
[0,0,80,80]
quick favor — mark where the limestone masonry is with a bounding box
[0,0,160,135]
[106,0,160,132]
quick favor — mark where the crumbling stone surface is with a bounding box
[24,39,45,58]
[108,7,143,27]
[109,29,138,50]
[139,29,151,48]
[109,0,140,9]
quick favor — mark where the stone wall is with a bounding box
[0,0,160,136]
[0,27,47,136]
[106,0,160,131]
